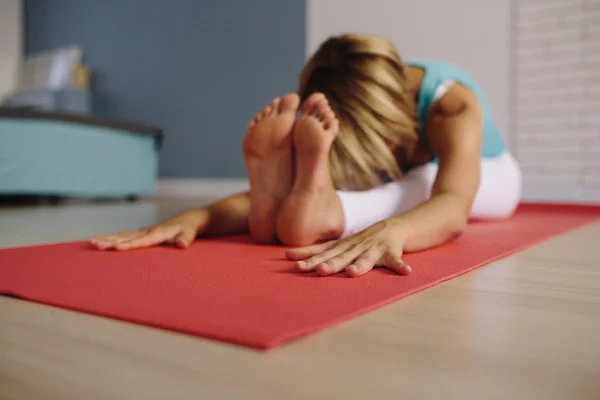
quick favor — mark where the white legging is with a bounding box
[337,151,522,237]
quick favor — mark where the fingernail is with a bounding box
[403,264,412,273]
[348,265,360,274]
[297,261,307,268]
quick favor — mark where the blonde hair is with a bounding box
[298,33,419,190]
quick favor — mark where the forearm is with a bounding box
[181,192,251,237]
[390,192,469,252]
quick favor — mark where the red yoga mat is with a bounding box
[1,203,599,349]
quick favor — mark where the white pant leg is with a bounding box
[337,152,522,237]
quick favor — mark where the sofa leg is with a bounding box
[47,195,63,205]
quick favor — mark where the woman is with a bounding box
[91,33,521,278]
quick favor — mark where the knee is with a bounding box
[493,201,519,220]
[470,152,522,220]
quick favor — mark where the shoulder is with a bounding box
[430,83,482,120]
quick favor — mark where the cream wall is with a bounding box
[307,0,512,144]
[0,0,22,101]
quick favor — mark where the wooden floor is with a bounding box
[1,198,599,400]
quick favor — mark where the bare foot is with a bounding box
[276,93,345,246]
[243,93,300,243]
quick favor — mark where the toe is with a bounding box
[325,118,339,133]
[300,92,326,115]
[315,96,329,109]
[312,98,329,118]
[263,105,273,116]
[279,93,300,113]
[271,97,281,114]
[303,99,319,117]
[313,100,334,123]
[314,103,330,120]
[321,108,335,123]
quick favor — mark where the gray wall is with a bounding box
[25,0,306,178]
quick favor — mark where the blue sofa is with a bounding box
[0,108,162,202]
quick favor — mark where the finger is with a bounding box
[315,244,365,276]
[111,230,151,246]
[90,231,143,250]
[295,243,351,272]
[90,230,141,245]
[285,240,336,261]
[90,237,117,250]
[114,229,176,251]
[93,233,145,250]
[113,232,156,251]
[91,241,118,250]
[174,227,197,249]
[383,254,412,275]
[346,248,382,277]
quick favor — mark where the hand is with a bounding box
[285,220,412,278]
[90,210,208,251]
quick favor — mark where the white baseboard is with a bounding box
[156,178,249,199]
[156,178,600,205]
[522,185,600,204]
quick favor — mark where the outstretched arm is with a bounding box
[392,82,482,252]
[91,192,251,250]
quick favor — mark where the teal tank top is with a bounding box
[405,60,506,159]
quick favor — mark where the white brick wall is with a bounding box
[512,0,600,202]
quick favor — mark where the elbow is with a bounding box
[449,210,469,237]
[437,192,470,237]
[451,219,467,237]
[439,196,469,238]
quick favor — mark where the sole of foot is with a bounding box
[243,93,300,243]
[276,92,345,247]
